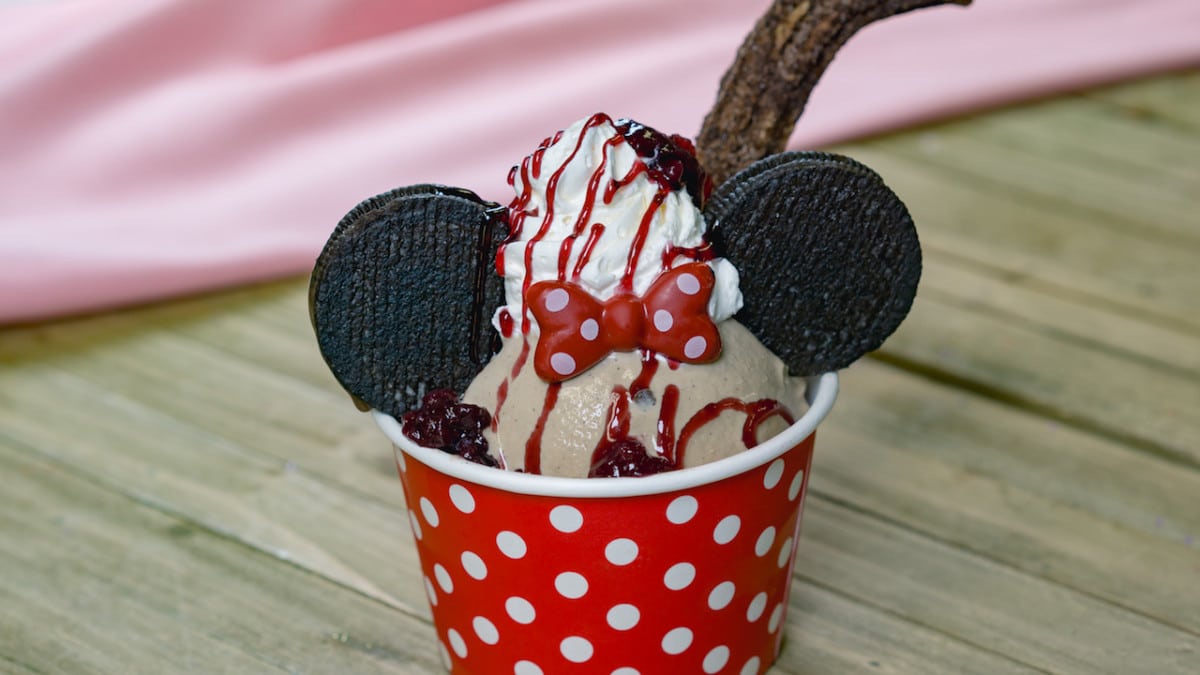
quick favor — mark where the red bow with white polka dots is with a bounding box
[526,262,722,382]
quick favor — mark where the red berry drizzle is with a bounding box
[613,118,712,209]
[472,115,791,477]
[589,438,674,478]
[401,383,793,477]
[585,379,793,478]
[654,384,681,461]
[673,398,795,468]
[497,113,714,331]
[523,382,561,476]
[489,337,529,434]
[503,115,608,334]
[588,385,673,478]
[629,349,660,397]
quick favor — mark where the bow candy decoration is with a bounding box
[527,262,722,382]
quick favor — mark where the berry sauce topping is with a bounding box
[401,389,499,468]
[589,438,674,478]
[499,113,717,335]
[615,118,712,208]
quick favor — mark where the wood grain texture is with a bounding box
[0,441,444,675]
[2,72,1198,674]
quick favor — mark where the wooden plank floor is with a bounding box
[2,71,1198,674]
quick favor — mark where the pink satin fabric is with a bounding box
[1,0,1197,323]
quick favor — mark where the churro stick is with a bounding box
[697,0,971,185]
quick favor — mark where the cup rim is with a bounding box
[373,371,837,498]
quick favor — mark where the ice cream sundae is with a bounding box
[306,1,965,671]
[410,114,805,478]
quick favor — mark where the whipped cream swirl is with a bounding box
[496,114,742,333]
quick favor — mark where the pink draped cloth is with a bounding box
[1,0,1197,323]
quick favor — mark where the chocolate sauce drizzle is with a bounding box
[469,201,508,365]
[524,382,561,475]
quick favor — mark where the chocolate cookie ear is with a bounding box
[705,152,921,375]
[309,185,508,417]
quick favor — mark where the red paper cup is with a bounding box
[373,372,838,675]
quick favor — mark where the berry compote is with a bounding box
[589,438,675,478]
[401,389,499,468]
[615,118,712,208]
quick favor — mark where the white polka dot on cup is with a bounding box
[554,571,588,599]
[434,564,454,593]
[611,669,640,675]
[448,484,476,513]
[664,562,695,590]
[661,627,693,655]
[549,505,583,533]
[768,602,784,633]
[777,537,794,569]
[423,576,437,606]
[605,538,638,566]
[747,592,768,622]
[408,510,423,541]
[713,515,741,544]
[703,645,730,674]
[497,530,527,559]
[684,336,707,359]
[741,656,762,675]
[666,495,698,524]
[505,596,536,624]
[708,581,735,610]
[606,603,640,631]
[560,636,593,663]
[763,459,785,489]
[514,660,543,675]
[472,615,499,645]
[447,628,467,658]
[419,497,439,527]
[461,550,487,580]
[788,470,805,500]
[754,526,776,557]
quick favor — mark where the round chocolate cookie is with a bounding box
[705,152,921,375]
[309,185,508,417]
